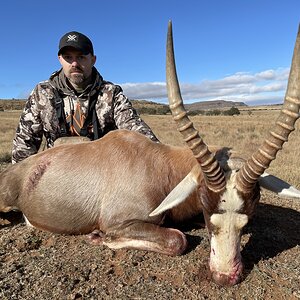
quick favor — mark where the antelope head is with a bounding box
[152,21,300,286]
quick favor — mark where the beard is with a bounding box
[66,66,93,89]
[69,73,85,85]
[68,67,86,85]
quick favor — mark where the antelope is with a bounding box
[1,22,300,286]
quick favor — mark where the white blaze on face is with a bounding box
[209,172,248,275]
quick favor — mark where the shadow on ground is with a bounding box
[242,202,300,271]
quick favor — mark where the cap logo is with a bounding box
[67,34,78,42]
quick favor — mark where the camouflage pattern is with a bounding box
[12,69,159,164]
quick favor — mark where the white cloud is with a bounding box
[121,67,290,105]
[121,82,166,99]
[14,67,289,106]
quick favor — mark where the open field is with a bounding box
[0,111,21,164]
[0,109,300,299]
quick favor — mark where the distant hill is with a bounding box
[131,100,170,114]
[132,99,247,114]
[185,100,247,111]
[0,99,26,111]
[1,98,246,114]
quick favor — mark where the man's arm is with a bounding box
[12,86,44,164]
[113,85,159,142]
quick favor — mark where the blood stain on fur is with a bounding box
[26,159,51,194]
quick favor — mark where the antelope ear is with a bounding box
[259,172,300,198]
[149,166,200,217]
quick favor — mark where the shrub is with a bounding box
[223,107,240,116]
[206,109,221,116]
[0,152,12,163]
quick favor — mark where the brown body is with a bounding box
[1,130,203,255]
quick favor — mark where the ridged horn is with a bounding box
[166,21,226,192]
[237,25,300,193]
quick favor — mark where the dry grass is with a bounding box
[0,111,20,163]
[1,108,300,299]
[1,109,300,187]
[142,110,300,189]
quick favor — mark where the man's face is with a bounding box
[58,47,96,86]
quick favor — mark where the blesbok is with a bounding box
[1,21,300,286]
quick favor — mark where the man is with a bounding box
[12,31,159,164]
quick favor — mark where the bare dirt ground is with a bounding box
[0,169,299,300]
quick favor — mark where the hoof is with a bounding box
[87,230,105,245]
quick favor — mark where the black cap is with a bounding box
[58,31,94,55]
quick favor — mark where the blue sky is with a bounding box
[1,0,299,105]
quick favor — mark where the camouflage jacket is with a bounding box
[12,68,159,164]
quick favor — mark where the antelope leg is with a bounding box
[103,222,188,256]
